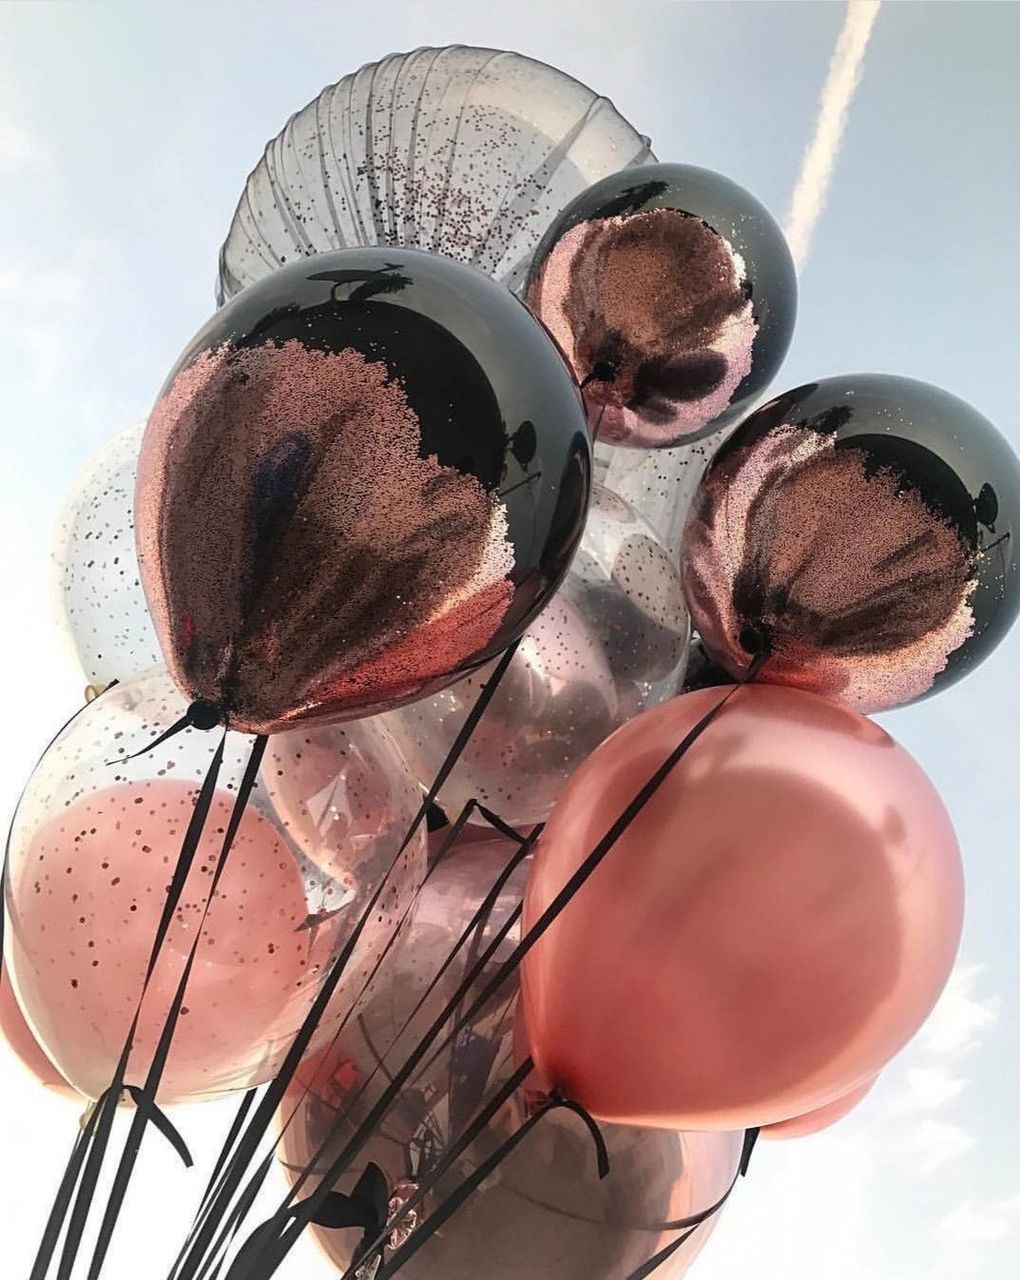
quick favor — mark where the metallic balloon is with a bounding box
[136,247,591,735]
[2,669,426,1101]
[383,485,690,827]
[280,836,742,1279]
[522,684,963,1131]
[681,374,1020,711]
[526,163,796,448]
[51,423,160,686]
[217,46,654,303]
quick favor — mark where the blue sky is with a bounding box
[1,2,1018,1277]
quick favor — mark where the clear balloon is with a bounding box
[137,247,591,735]
[280,835,742,1279]
[527,163,797,448]
[0,977,75,1096]
[383,485,690,828]
[51,423,160,687]
[681,374,1020,711]
[2,670,426,1101]
[521,684,963,1131]
[217,45,653,303]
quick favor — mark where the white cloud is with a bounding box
[899,1064,966,1112]
[785,0,882,268]
[918,966,1001,1058]
[893,1118,975,1178]
[939,1191,1020,1246]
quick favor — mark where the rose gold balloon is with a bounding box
[0,976,75,1096]
[521,684,963,1131]
[761,1076,878,1141]
[281,838,742,1280]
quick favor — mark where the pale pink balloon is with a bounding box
[761,1076,878,1140]
[522,684,963,1131]
[0,976,75,1096]
[5,780,335,1101]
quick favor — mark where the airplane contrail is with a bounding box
[785,0,882,269]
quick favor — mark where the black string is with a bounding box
[370,1084,610,1280]
[177,805,519,1279]
[85,736,268,1280]
[170,643,524,1280]
[34,732,227,1280]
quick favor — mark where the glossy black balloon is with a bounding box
[682,374,1020,712]
[136,248,591,733]
[526,162,797,448]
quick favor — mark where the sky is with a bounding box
[1,1,1019,1277]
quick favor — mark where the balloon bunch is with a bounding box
[5,41,1019,1280]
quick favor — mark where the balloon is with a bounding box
[51,423,160,687]
[262,717,424,896]
[761,1076,878,1141]
[281,837,742,1279]
[137,247,591,735]
[384,484,690,827]
[681,374,1020,712]
[2,670,426,1101]
[521,683,963,1131]
[526,163,796,448]
[0,977,75,1096]
[217,46,653,303]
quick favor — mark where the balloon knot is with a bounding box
[187,700,223,731]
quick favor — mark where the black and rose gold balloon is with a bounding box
[136,248,591,734]
[526,163,796,448]
[681,374,1020,712]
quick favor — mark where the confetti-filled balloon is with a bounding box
[51,424,160,687]
[2,670,426,1101]
[681,375,1020,711]
[217,45,653,303]
[522,684,963,1131]
[527,163,796,448]
[280,836,742,1280]
[384,485,689,826]
[137,247,591,735]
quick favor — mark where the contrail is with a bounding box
[785,0,881,269]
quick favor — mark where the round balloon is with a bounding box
[136,247,592,735]
[0,977,75,1096]
[681,374,1020,711]
[761,1076,877,1141]
[2,670,426,1101]
[217,45,653,302]
[521,684,963,1131]
[281,837,742,1280]
[526,163,797,448]
[51,423,159,687]
[384,485,690,827]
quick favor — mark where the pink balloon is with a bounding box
[5,780,333,1101]
[0,976,75,1096]
[521,684,963,1131]
[761,1076,878,1141]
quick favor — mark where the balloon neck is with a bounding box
[187,699,224,731]
[739,622,772,662]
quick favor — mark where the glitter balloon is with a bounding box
[2,670,426,1101]
[681,374,1020,711]
[217,46,653,303]
[383,485,690,827]
[136,247,591,735]
[0,977,75,1096]
[51,423,160,687]
[527,163,797,448]
[280,836,742,1280]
